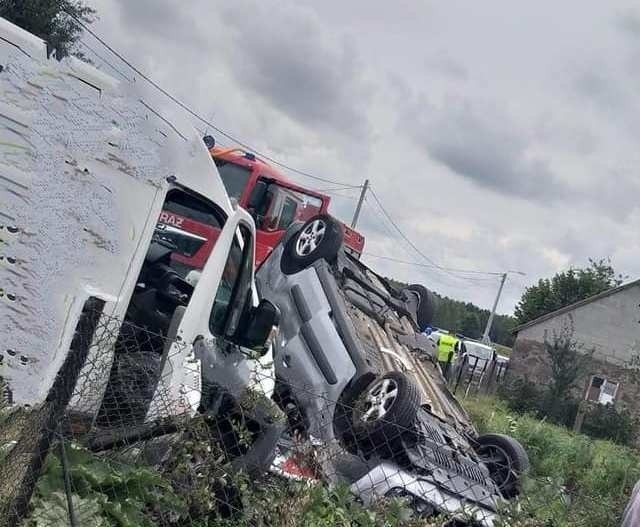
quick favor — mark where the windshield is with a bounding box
[464,341,494,360]
[254,181,323,232]
[155,191,224,277]
[214,160,252,199]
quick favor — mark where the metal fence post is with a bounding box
[58,434,77,527]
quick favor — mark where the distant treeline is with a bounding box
[386,278,517,346]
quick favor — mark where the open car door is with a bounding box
[146,206,258,420]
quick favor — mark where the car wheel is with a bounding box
[475,433,529,499]
[281,214,343,275]
[351,371,420,449]
[405,284,435,331]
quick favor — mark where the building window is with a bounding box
[585,376,619,405]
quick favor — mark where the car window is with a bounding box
[209,225,252,336]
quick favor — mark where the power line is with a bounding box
[316,185,363,193]
[79,40,131,82]
[67,13,358,188]
[323,191,359,201]
[70,13,520,286]
[360,199,501,291]
[367,186,504,277]
[362,254,499,282]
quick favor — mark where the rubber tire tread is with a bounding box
[408,283,435,331]
[281,214,343,275]
[352,371,420,447]
[476,433,530,499]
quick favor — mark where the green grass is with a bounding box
[466,396,640,527]
[15,397,640,527]
[493,344,512,357]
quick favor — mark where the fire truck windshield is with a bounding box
[215,160,252,199]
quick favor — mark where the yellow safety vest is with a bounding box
[438,334,457,363]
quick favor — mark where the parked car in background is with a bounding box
[463,340,496,373]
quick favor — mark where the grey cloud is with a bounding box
[218,0,372,137]
[112,0,206,47]
[615,9,640,38]
[573,69,629,113]
[404,97,568,200]
[426,55,468,81]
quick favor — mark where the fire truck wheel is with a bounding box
[281,214,343,274]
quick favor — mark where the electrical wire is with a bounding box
[316,185,363,193]
[360,199,499,291]
[362,254,500,282]
[70,13,520,288]
[66,13,360,188]
[79,40,131,82]
[367,186,504,278]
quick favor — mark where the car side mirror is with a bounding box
[248,180,268,209]
[236,299,280,355]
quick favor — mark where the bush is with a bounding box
[499,377,637,445]
[581,403,637,445]
[26,432,440,527]
[466,396,640,527]
[498,377,579,428]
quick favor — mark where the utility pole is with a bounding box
[482,272,507,344]
[350,179,369,229]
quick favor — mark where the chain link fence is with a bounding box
[1,309,521,527]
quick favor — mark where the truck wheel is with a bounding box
[475,433,529,499]
[351,372,419,450]
[281,214,343,275]
[405,284,435,331]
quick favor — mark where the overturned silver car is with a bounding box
[257,214,529,525]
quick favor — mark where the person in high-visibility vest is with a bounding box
[437,333,458,379]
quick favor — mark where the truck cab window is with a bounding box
[214,160,252,200]
[253,181,323,232]
[156,190,225,277]
[278,197,298,230]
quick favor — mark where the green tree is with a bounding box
[1,0,96,58]
[514,258,624,325]
[459,312,481,339]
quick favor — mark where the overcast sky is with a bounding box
[87,0,640,314]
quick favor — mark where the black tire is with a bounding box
[351,371,420,449]
[476,433,530,499]
[281,214,343,275]
[406,284,435,331]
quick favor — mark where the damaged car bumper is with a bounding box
[351,462,498,526]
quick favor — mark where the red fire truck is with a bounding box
[210,144,365,266]
[156,138,365,274]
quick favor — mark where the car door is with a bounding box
[146,206,256,420]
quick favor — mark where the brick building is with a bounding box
[509,279,640,414]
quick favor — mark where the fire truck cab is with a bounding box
[209,142,365,266]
